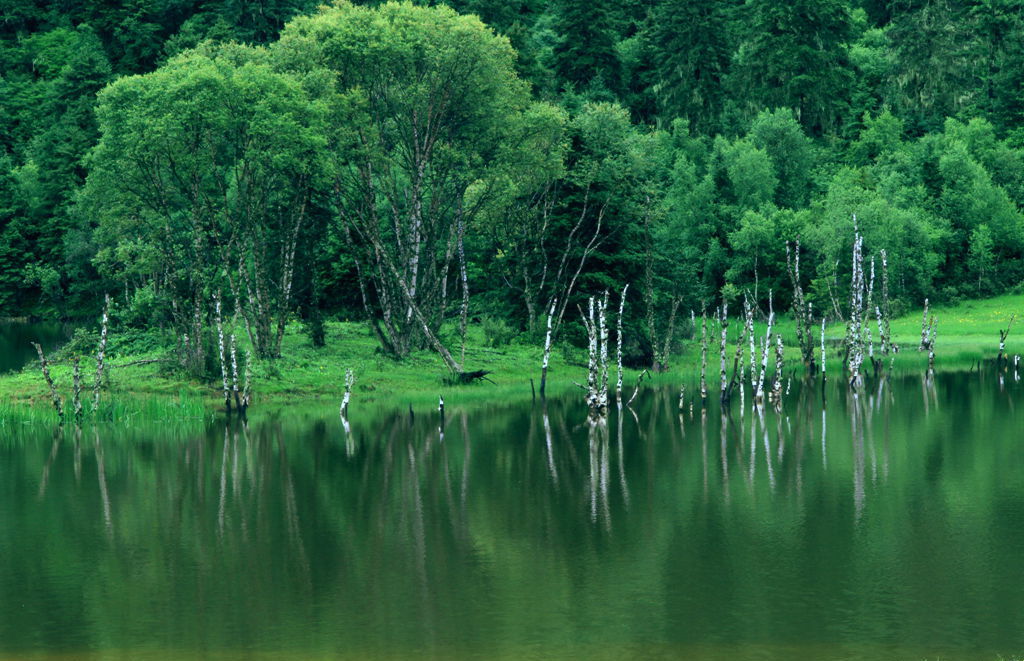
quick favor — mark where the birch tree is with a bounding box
[85,43,326,360]
[275,2,550,367]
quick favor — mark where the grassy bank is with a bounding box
[1,294,1023,420]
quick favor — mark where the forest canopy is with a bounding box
[2,0,1024,368]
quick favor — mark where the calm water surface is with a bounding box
[2,372,1024,660]
[0,320,72,373]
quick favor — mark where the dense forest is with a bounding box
[3,0,1024,371]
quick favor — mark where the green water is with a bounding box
[2,371,1024,660]
[0,320,72,373]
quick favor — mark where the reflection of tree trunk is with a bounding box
[38,431,61,499]
[218,424,229,536]
[94,430,112,538]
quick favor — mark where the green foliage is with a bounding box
[1,0,1024,370]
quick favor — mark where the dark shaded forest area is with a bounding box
[2,0,1024,369]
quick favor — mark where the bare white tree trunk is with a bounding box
[540,298,556,398]
[242,350,252,409]
[599,291,610,404]
[821,318,827,382]
[699,311,708,404]
[32,342,63,420]
[93,294,111,414]
[719,301,728,400]
[755,292,775,405]
[919,298,930,351]
[616,284,629,402]
[215,294,231,411]
[998,314,1016,368]
[340,368,355,417]
[771,335,784,406]
[230,334,241,410]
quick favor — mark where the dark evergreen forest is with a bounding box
[2,0,1024,367]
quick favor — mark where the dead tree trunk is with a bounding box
[616,284,629,403]
[771,335,784,406]
[919,298,931,351]
[754,292,775,405]
[215,294,231,412]
[879,249,893,355]
[242,350,252,411]
[540,299,556,399]
[786,241,815,371]
[724,298,751,404]
[719,301,728,402]
[998,314,1016,369]
[820,318,827,384]
[340,368,355,417]
[93,294,111,414]
[230,334,242,410]
[699,311,708,405]
[845,228,866,388]
[579,295,610,415]
[32,342,63,420]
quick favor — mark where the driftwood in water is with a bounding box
[32,342,63,420]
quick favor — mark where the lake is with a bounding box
[2,371,1023,660]
[0,320,73,374]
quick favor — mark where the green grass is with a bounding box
[2,293,1023,421]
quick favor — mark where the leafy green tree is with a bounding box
[884,0,981,134]
[748,108,815,208]
[968,224,996,295]
[550,0,621,96]
[721,138,776,209]
[274,1,553,369]
[642,0,732,133]
[84,43,327,359]
[802,166,945,306]
[730,0,855,135]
